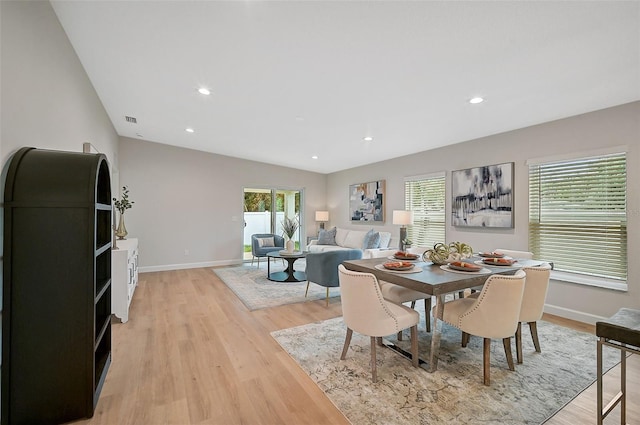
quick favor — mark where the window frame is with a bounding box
[527,148,628,291]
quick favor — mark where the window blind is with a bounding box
[528,152,627,282]
[405,174,446,248]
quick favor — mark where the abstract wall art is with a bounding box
[349,180,385,222]
[451,162,514,228]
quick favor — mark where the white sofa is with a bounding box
[307,227,397,259]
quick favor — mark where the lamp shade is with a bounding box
[392,210,414,226]
[315,211,329,222]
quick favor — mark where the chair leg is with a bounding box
[516,322,523,364]
[340,328,353,360]
[462,331,470,347]
[503,337,515,371]
[370,336,378,383]
[410,300,416,308]
[325,287,329,307]
[376,337,383,346]
[483,338,491,386]
[529,321,541,352]
[425,298,431,332]
[410,325,419,368]
[397,331,403,341]
[304,281,310,297]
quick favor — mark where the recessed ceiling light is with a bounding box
[363,136,373,142]
[469,97,484,104]
[197,88,211,95]
[185,128,195,133]
[311,155,318,160]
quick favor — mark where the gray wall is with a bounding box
[1,0,119,173]
[327,101,640,323]
[117,137,327,271]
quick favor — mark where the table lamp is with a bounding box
[315,210,329,230]
[392,210,414,251]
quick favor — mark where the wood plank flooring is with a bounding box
[75,267,637,425]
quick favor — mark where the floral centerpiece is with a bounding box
[113,186,134,239]
[281,216,299,252]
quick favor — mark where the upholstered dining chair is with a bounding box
[337,265,420,382]
[379,282,431,339]
[436,270,526,385]
[516,263,551,363]
[495,248,534,260]
[251,233,285,268]
[304,249,362,306]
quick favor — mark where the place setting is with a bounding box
[440,260,491,274]
[375,259,423,274]
[475,251,522,268]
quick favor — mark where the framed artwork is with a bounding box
[349,180,385,222]
[451,162,514,228]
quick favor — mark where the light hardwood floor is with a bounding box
[75,267,637,425]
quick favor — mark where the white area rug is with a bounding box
[212,259,340,310]
[272,307,619,425]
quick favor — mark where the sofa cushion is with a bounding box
[362,229,381,249]
[343,229,368,249]
[257,236,275,247]
[378,232,392,249]
[335,227,349,247]
[317,227,337,245]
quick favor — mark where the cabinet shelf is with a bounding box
[2,147,112,424]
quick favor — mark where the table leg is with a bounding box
[428,294,445,372]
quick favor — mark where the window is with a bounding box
[528,152,627,285]
[404,173,446,247]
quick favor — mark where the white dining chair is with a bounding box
[338,265,420,382]
[495,248,534,260]
[516,263,551,363]
[435,270,526,385]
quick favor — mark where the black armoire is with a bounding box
[2,147,112,424]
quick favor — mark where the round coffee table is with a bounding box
[266,251,307,282]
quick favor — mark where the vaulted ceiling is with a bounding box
[51,1,640,174]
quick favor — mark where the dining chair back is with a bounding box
[516,263,552,363]
[438,269,526,385]
[495,248,534,260]
[337,265,420,382]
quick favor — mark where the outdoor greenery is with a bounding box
[113,186,134,214]
[244,192,300,212]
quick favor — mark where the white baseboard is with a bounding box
[544,303,607,325]
[139,259,243,273]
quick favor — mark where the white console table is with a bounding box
[112,238,139,323]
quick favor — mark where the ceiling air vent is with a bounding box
[125,116,137,124]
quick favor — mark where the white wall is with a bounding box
[0,0,119,173]
[117,137,326,271]
[327,102,640,323]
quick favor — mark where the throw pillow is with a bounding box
[378,232,391,248]
[257,236,275,247]
[362,229,381,249]
[317,227,337,245]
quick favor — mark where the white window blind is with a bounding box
[405,173,446,248]
[528,152,627,282]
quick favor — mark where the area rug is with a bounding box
[272,308,619,425]
[212,260,340,311]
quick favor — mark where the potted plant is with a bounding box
[281,216,299,252]
[113,186,134,240]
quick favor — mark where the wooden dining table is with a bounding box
[342,256,547,372]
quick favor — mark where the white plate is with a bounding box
[440,265,491,274]
[375,264,423,274]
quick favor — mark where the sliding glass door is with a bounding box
[243,188,302,260]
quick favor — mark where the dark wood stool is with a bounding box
[596,308,640,425]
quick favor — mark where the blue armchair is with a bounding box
[251,233,285,268]
[305,249,363,306]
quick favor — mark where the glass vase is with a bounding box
[116,213,128,240]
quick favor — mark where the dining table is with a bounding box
[342,255,549,372]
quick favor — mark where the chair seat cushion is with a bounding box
[384,301,420,334]
[437,298,476,327]
[380,281,427,304]
[596,308,640,349]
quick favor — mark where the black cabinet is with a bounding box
[2,147,112,424]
